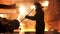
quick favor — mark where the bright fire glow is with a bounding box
[17,5,27,22]
[0,14,4,17]
[41,1,49,7]
[19,5,26,16]
[20,23,25,31]
[45,28,49,31]
[31,5,35,9]
[0,14,5,18]
[24,29,35,32]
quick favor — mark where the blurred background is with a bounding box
[0,0,60,34]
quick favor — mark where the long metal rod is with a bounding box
[21,8,34,22]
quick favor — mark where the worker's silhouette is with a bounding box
[25,2,45,34]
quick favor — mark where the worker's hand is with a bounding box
[25,15,29,18]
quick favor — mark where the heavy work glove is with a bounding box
[25,15,29,18]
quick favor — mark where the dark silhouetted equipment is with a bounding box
[0,4,16,9]
[6,19,20,33]
[0,18,20,33]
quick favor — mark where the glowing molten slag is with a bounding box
[45,27,49,31]
[0,14,4,18]
[41,1,49,7]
